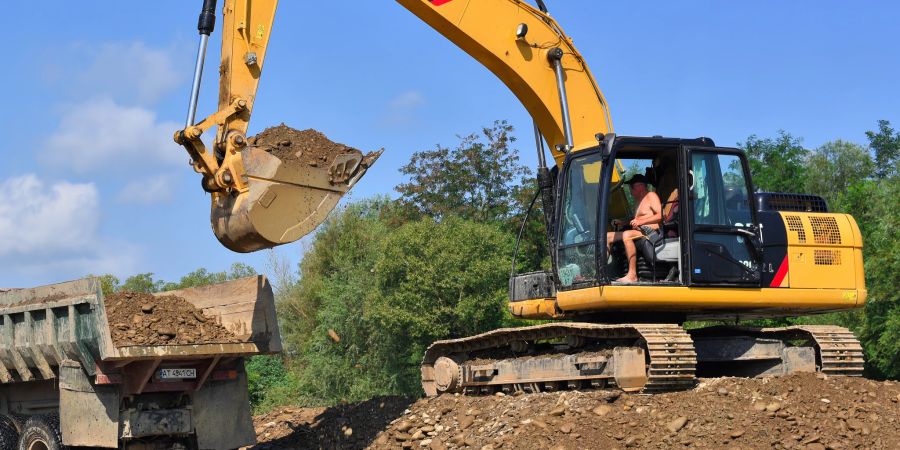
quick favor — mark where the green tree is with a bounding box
[245,355,301,413]
[279,199,394,402]
[120,273,163,293]
[843,177,900,378]
[395,120,531,223]
[739,131,809,192]
[508,177,550,273]
[865,120,900,179]
[277,198,516,402]
[160,263,258,291]
[804,140,874,205]
[368,216,514,393]
[89,274,120,296]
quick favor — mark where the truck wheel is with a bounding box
[17,415,66,450]
[0,415,20,450]
[7,414,26,433]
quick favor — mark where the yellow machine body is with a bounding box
[511,211,866,320]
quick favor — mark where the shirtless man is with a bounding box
[607,174,662,282]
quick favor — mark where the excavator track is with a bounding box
[689,324,865,378]
[774,325,865,376]
[421,323,696,396]
[632,324,697,392]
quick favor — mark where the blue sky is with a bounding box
[1,1,897,287]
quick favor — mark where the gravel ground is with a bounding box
[249,373,900,450]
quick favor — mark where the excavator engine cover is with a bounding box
[211,134,381,253]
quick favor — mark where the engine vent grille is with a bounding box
[814,249,842,266]
[785,215,807,243]
[755,192,829,213]
[809,216,842,245]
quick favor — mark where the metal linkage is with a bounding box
[533,122,547,169]
[185,0,218,128]
[548,47,574,150]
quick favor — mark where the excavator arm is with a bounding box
[175,0,613,252]
[397,0,613,159]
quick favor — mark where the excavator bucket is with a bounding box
[211,127,381,253]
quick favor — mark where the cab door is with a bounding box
[682,147,762,286]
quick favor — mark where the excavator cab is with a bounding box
[554,136,763,289]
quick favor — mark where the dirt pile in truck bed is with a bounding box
[105,291,240,347]
[249,373,900,450]
[250,124,367,168]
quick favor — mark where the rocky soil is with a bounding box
[250,124,368,168]
[251,397,414,450]
[105,291,240,347]
[250,373,899,450]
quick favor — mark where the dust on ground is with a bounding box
[250,124,365,168]
[105,291,240,347]
[251,373,900,450]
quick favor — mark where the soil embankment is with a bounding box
[250,373,899,450]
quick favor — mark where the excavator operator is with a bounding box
[607,174,662,283]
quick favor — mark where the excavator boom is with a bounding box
[175,0,613,252]
[397,0,613,158]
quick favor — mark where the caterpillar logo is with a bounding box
[430,0,455,5]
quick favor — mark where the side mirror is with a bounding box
[597,133,616,159]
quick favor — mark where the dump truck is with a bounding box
[0,276,281,450]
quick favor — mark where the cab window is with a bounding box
[692,152,752,227]
[557,153,602,287]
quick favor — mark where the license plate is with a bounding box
[158,368,197,379]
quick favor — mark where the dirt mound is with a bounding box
[251,397,414,449]
[251,374,900,450]
[105,291,240,347]
[250,124,363,168]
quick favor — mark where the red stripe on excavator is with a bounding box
[770,255,789,287]
[430,0,455,5]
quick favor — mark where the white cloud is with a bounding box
[41,98,184,174]
[381,90,426,127]
[389,91,426,110]
[0,174,99,256]
[46,41,186,105]
[118,174,178,205]
[0,174,140,280]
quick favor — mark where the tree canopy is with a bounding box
[739,131,809,192]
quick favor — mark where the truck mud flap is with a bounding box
[59,360,119,448]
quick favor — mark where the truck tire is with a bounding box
[17,415,66,450]
[7,414,25,433]
[0,415,20,450]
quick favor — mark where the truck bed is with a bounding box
[0,276,281,384]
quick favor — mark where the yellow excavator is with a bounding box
[175,0,866,395]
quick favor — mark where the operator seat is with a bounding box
[635,189,680,282]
